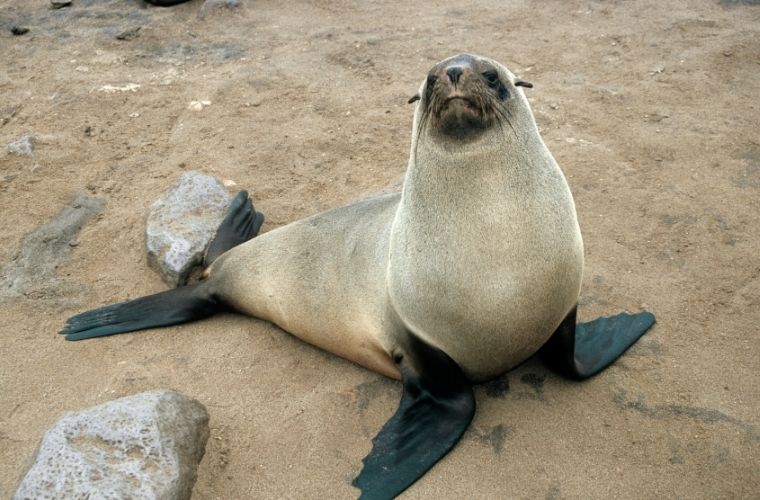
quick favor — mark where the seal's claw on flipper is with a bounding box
[352,334,475,500]
[204,190,264,266]
[251,211,264,238]
[539,308,656,380]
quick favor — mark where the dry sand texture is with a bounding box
[1,0,759,498]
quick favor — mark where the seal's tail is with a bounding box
[59,282,221,341]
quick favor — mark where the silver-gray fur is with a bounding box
[207,53,583,382]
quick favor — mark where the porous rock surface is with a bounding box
[146,171,231,287]
[13,389,209,500]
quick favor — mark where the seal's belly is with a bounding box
[389,223,584,382]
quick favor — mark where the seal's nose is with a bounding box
[446,66,463,84]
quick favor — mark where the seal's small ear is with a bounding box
[515,80,534,89]
[408,94,420,104]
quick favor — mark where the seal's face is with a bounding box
[415,54,521,141]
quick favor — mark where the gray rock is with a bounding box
[0,194,104,303]
[7,134,34,157]
[13,389,210,500]
[199,0,241,18]
[146,171,231,287]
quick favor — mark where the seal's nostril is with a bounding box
[446,66,463,84]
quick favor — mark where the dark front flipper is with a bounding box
[60,282,221,341]
[539,307,656,380]
[204,190,264,266]
[352,334,475,500]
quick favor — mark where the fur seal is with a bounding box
[61,54,655,499]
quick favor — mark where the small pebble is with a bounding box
[11,26,30,36]
[50,0,72,8]
[97,83,141,93]
[8,135,35,156]
[188,100,211,111]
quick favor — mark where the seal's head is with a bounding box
[409,54,533,143]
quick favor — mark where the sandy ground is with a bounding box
[1,0,759,498]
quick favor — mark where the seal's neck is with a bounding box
[401,114,554,215]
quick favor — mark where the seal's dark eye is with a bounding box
[427,74,438,86]
[482,70,499,86]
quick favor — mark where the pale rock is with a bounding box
[13,389,209,500]
[145,171,232,287]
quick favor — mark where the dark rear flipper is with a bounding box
[352,333,475,499]
[204,190,264,266]
[539,307,656,380]
[60,283,221,341]
[61,190,263,341]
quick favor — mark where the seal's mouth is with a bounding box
[444,95,473,104]
[443,96,479,111]
[420,55,509,141]
[433,93,492,140]
[437,106,490,139]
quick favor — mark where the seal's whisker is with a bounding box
[494,106,516,136]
